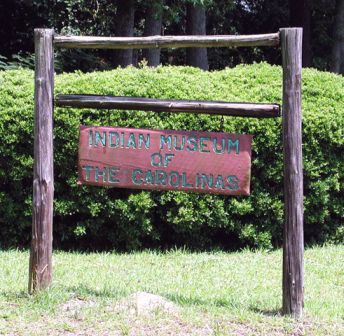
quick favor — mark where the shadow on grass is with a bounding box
[62,285,244,310]
[163,292,243,309]
[0,290,30,300]
[249,306,282,317]
[1,285,281,318]
[65,286,280,316]
[1,286,126,302]
[64,285,128,299]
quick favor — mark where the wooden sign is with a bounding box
[78,126,252,195]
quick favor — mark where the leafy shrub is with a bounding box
[0,53,35,71]
[0,63,343,250]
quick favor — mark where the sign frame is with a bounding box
[30,28,304,319]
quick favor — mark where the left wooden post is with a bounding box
[29,29,54,293]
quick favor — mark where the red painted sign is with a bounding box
[78,126,252,195]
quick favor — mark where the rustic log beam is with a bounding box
[29,29,54,293]
[54,33,280,49]
[55,94,280,118]
[281,28,304,318]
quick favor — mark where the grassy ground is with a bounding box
[0,245,343,335]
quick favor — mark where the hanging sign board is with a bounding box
[78,126,252,195]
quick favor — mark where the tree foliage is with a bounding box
[0,0,341,72]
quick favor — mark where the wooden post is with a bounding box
[280,28,304,318]
[29,29,54,293]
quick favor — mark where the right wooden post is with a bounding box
[280,28,304,318]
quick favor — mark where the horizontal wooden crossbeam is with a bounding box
[54,33,280,49]
[55,94,280,118]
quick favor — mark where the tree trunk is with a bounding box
[143,1,163,67]
[331,0,344,74]
[289,0,312,67]
[114,0,135,67]
[186,4,209,70]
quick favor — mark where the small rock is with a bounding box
[117,292,179,316]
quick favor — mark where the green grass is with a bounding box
[0,245,343,335]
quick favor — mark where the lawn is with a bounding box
[0,245,343,335]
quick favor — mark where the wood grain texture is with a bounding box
[54,33,280,49]
[281,28,304,318]
[78,126,252,195]
[55,95,280,118]
[29,29,54,293]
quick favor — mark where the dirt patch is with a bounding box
[59,297,97,319]
[114,291,179,316]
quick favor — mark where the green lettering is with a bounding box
[186,136,198,152]
[215,175,225,189]
[182,173,193,188]
[228,139,240,154]
[145,170,154,184]
[138,133,150,149]
[160,135,172,150]
[95,131,106,147]
[120,132,125,148]
[169,171,180,187]
[89,130,93,146]
[213,138,225,154]
[173,135,185,151]
[151,153,162,167]
[108,167,120,183]
[126,133,137,149]
[82,165,93,181]
[164,154,174,167]
[155,170,167,185]
[227,175,239,190]
[196,173,200,188]
[132,169,143,185]
[95,166,107,182]
[200,137,210,153]
[201,174,213,189]
[109,132,119,148]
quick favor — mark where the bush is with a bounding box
[0,63,343,250]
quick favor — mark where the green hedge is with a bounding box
[0,63,343,250]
